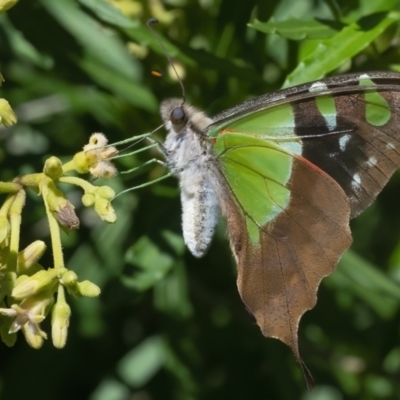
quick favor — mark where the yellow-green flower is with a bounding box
[0,99,16,126]
[83,133,118,179]
[0,0,19,13]
[94,198,116,223]
[0,293,53,349]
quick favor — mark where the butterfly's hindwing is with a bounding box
[212,132,352,376]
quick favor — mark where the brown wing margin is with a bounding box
[213,154,352,389]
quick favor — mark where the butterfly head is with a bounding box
[160,98,213,138]
[161,98,188,134]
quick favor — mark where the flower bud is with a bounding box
[51,301,71,349]
[0,0,19,13]
[77,280,101,297]
[43,156,63,179]
[14,274,29,286]
[12,269,59,300]
[60,270,78,287]
[0,99,16,126]
[17,241,46,272]
[97,186,115,200]
[94,198,116,223]
[81,193,95,207]
[72,152,94,174]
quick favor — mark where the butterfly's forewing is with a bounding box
[208,72,400,382]
[211,72,400,217]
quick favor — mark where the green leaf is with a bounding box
[161,230,186,256]
[0,16,52,69]
[41,0,141,81]
[117,336,165,387]
[383,347,400,373]
[250,18,339,40]
[78,54,158,112]
[90,379,130,400]
[163,342,198,398]
[342,0,399,23]
[301,385,343,400]
[283,12,400,87]
[122,236,175,291]
[153,260,193,319]
[79,0,137,29]
[328,250,400,318]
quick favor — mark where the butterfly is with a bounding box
[159,71,400,388]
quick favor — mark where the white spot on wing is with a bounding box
[351,173,361,192]
[387,143,395,150]
[310,82,337,131]
[309,82,328,93]
[324,115,336,131]
[366,156,377,167]
[360,73,371,80]
[271,93,286,101]
[339,134,351,151]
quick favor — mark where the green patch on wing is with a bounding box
[210,104,294,136]
[213,133,293,244]
[359,75,391,126]
[209,103,302,154]
[315,94,337,130]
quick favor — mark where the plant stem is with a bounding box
[40,179,64,270]
[8,190,26,272]
[58,176,96,193]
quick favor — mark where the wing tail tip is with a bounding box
[298,357,315,391]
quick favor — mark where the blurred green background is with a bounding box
[1,0,400,399]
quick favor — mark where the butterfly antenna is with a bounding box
[147,18,186,105]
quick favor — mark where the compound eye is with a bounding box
[170,107,185,125]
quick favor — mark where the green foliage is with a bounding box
[1,0,400,399]
[250,18,341,40]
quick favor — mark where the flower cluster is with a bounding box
[0,0,121,350]
[0,133,118,348]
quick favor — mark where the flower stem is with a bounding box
[40,180,64,270]
[0,194,16,216]
[8,190,26,272]
[58,176,96,193]
[0,181,21,193]
[62,160,76,173]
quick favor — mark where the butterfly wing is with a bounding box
[208,72,400,384]
[211,133,351,387]
[211,72,400,218]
